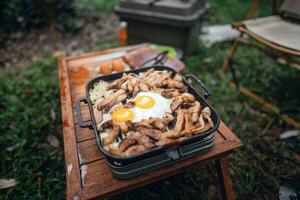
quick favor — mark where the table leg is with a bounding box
[215,158,235,200]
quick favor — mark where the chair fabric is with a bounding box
[244,15,300,51]
[280,0,300,17]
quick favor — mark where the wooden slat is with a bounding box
[218,122,241,142]
[80,137,241,199]
[75,124,95,142]
[77,139,104,165]
[59,59,82,200]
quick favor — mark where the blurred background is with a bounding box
[0,0,299,199]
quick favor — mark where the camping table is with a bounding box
[58,44,243,200]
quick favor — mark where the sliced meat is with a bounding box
[184,111,193,129]
[94,109,103,124]
[104,93,127,112]
[131,132,155,149]
[119,138,136,152]
[107,76,128,90]
[137,127,163,141]
[202,107,214,128]
[161,88,181,99]
[198,114,205,128]
[190,101,201,123]
[181,123,211,136]
[181,93,195,102]
[173,74,183,81]
[174,109,185,132]
[98,119,113,131]
[105,147,124,157]
[171,93,196,111]
[102,125,120,146]
[155,138,180,147]
[171,96,184,111]
[114,121,133,134]
[139,81,149,92]
[162,113,174,125]
[124,145,147,156]
[132,83,140,98]
[152,118,167,131]
[133,119,155,129]
[166,79,186,90]
[123,101,135,108]
[97,89,126,111]
[164,130,181,138]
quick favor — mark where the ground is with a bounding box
[0,0,300,199]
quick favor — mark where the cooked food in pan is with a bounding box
[89,68,214,157]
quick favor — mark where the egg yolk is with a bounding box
[134,95,155,109]
[112,108,134,122]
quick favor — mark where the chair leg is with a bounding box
[215,158,235,200]
[222,34,243,74]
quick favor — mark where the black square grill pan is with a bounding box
[76,66,220,178]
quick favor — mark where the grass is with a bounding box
[1,0,300,199]
[74,0,119,13]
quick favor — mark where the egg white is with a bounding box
[129,91,172,122]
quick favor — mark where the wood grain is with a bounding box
[59,59,83,200]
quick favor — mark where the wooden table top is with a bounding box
[58,45,243,200]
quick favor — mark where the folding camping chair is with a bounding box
[222,0,300,128]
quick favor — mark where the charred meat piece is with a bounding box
[170,93,195,111]
[202,107,214,127]
[97,89,126,111]
[131,132,155,149]
[105,147,124,157]
[136,127,163,141]
[94,109,103,124]
[102,125,120,146]
[165,79,186,90]
[123,101,135,108]
[155,138,180,147]
[164,130,181,138]
[114,121,133,134]
[184,111,193,129]
[162,113,174,125]
[103,93,127,112]
[181,123,211,136]
[174,109,185,132]
[181,93,195,102]
[133,119,155,129]
[132,83,140,98]
[107,76,128,90]
[173,74,183,81]
[151,118,168,131]
[171,96,184,112]
[190,101,201,123]
[161,88,181,99]
[139,81,150,92]
[124,145,147,156]
[119,138,136,152]
[98,119,113,131]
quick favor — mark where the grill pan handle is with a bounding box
[76,98,92,129]
[185,74,212,99]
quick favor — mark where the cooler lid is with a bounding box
[118,0,205,16]
[115,0,209,26]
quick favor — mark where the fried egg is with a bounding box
[111,91,172,122]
